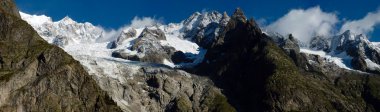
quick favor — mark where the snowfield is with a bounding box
[300,49,353,70]
[20,12,207,68]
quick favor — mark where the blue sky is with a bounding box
[15,0,380,41]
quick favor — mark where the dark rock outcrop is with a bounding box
[139,27,166,40]
[171,51,193,64]
[352,56,368,71]
[118,26,175,64]
[52,35,70,47]
[310,36,331,52]
[111,50,141,61]
[0,1,122,111]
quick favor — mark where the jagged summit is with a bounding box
[181,10,230,48]
[220,11,230,25]
[59,16,75,24]
[182,10,225,30]
[231,8,247,23]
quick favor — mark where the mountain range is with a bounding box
[1,0,380,111]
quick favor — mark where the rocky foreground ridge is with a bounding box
[0,0,122,111]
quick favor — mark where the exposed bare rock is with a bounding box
[0,2,122,111]
[77,56,235,112]
[0,0,20,17]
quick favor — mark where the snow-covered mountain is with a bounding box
[269,29,380,73]
[20,11,232,111]
[20,12,103,47]
[327,30,380,73]
[21,9,380,75]
[20,10,230,65]
[264,25,380,74]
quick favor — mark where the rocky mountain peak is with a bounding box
[182,12,201,27]
[223,11,229,17]
[341,30,356,40]
[181,10,228,48]
[140,26,166,40]
[309,36,331,52]
[331,30,368,53]
[0,0,20,17]
[231,8,247,23]
[182,11,223,30]
[220,11,231,26]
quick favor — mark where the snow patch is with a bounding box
[163,59,175,68]
[365,59,380,71]
[160,34,200,54]
[300,49,326,56]
[300,49,352,70]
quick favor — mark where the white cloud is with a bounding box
[266,6,339,43]
[130,16,162,28]
[96,28,122,42]
[340,9,380,36]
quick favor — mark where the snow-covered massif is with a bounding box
[298,30,380,72]
[21,8,380,75]
[20,10,232,68]
[20,12,103,46]
[21,9,380,74]
[20,12,203,67]
[266,26,380,73]
[20,11,228,111]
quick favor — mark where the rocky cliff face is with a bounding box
[77,57,235,112]
[0,1,121,111]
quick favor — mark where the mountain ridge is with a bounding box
[18,6,380,112]
[0,0,122,111]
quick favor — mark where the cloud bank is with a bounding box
[97,28,121,42]
[340,9,380,36]
[130,16,162,28]
[266,6,339,43]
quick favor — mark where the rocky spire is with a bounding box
[232,8,247,23]
[220,11,231,26]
